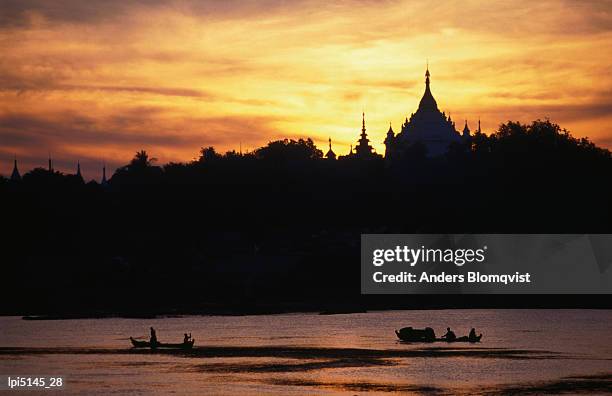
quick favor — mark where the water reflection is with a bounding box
[1,310,611,395]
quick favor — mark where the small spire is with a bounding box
[355,112,374,158]
[478,118,481,133]
[101,161,108,185]
[76,161,82,177]
[385,122,395,144]
[48,155,53,173]
[362,112,366,134]
[325,137,336,160]
[462,119,470,136]
[11,155,21,181]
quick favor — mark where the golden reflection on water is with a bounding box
[1,310,611,395]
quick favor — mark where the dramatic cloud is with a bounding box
[1,0,611,177]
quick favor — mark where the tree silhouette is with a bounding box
[130,150,157,169]
[111,150,162,185]
[199,147,222,163]
[255,138,323,163]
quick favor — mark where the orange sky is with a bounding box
[1,0,611,179]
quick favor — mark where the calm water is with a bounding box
[1,310,611,395]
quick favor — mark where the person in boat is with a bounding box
[150,327,158,345]
[183,333,192,344]
[468,328,481,342]
[442,327,456,341]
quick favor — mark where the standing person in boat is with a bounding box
[442,327,456,341]
[150,327,158,346]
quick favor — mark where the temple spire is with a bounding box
[462,119,470,137]
[325,137,336,160]
[361,112,366,136]
[418,64,438,112]
[10,155,21,181]
[355,112,374,158]
[393,67,463,158]
[101,161,108,186]
[74,161,84,182]
[360,112,367,140]
[384,122,395,158]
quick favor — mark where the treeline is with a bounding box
[4,119,609,188]
[1,120,611,315]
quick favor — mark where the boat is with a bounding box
[437,334,482,343]
[395,327,482,343]
[129,337,195,349]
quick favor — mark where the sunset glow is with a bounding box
[1,0,611,179]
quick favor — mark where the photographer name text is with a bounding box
[371,245,531,285]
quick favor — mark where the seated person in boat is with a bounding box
[183,333,192,344]
[468,328,481,342]
[442,327,456,341]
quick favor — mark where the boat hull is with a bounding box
[395,328,482,343]
[436,334,482,343]
[130,337,195,349]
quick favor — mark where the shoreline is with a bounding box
[10,305,612,321]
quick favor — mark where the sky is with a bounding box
[1,0,612,180]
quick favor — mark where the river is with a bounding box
[1,310,611,394]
